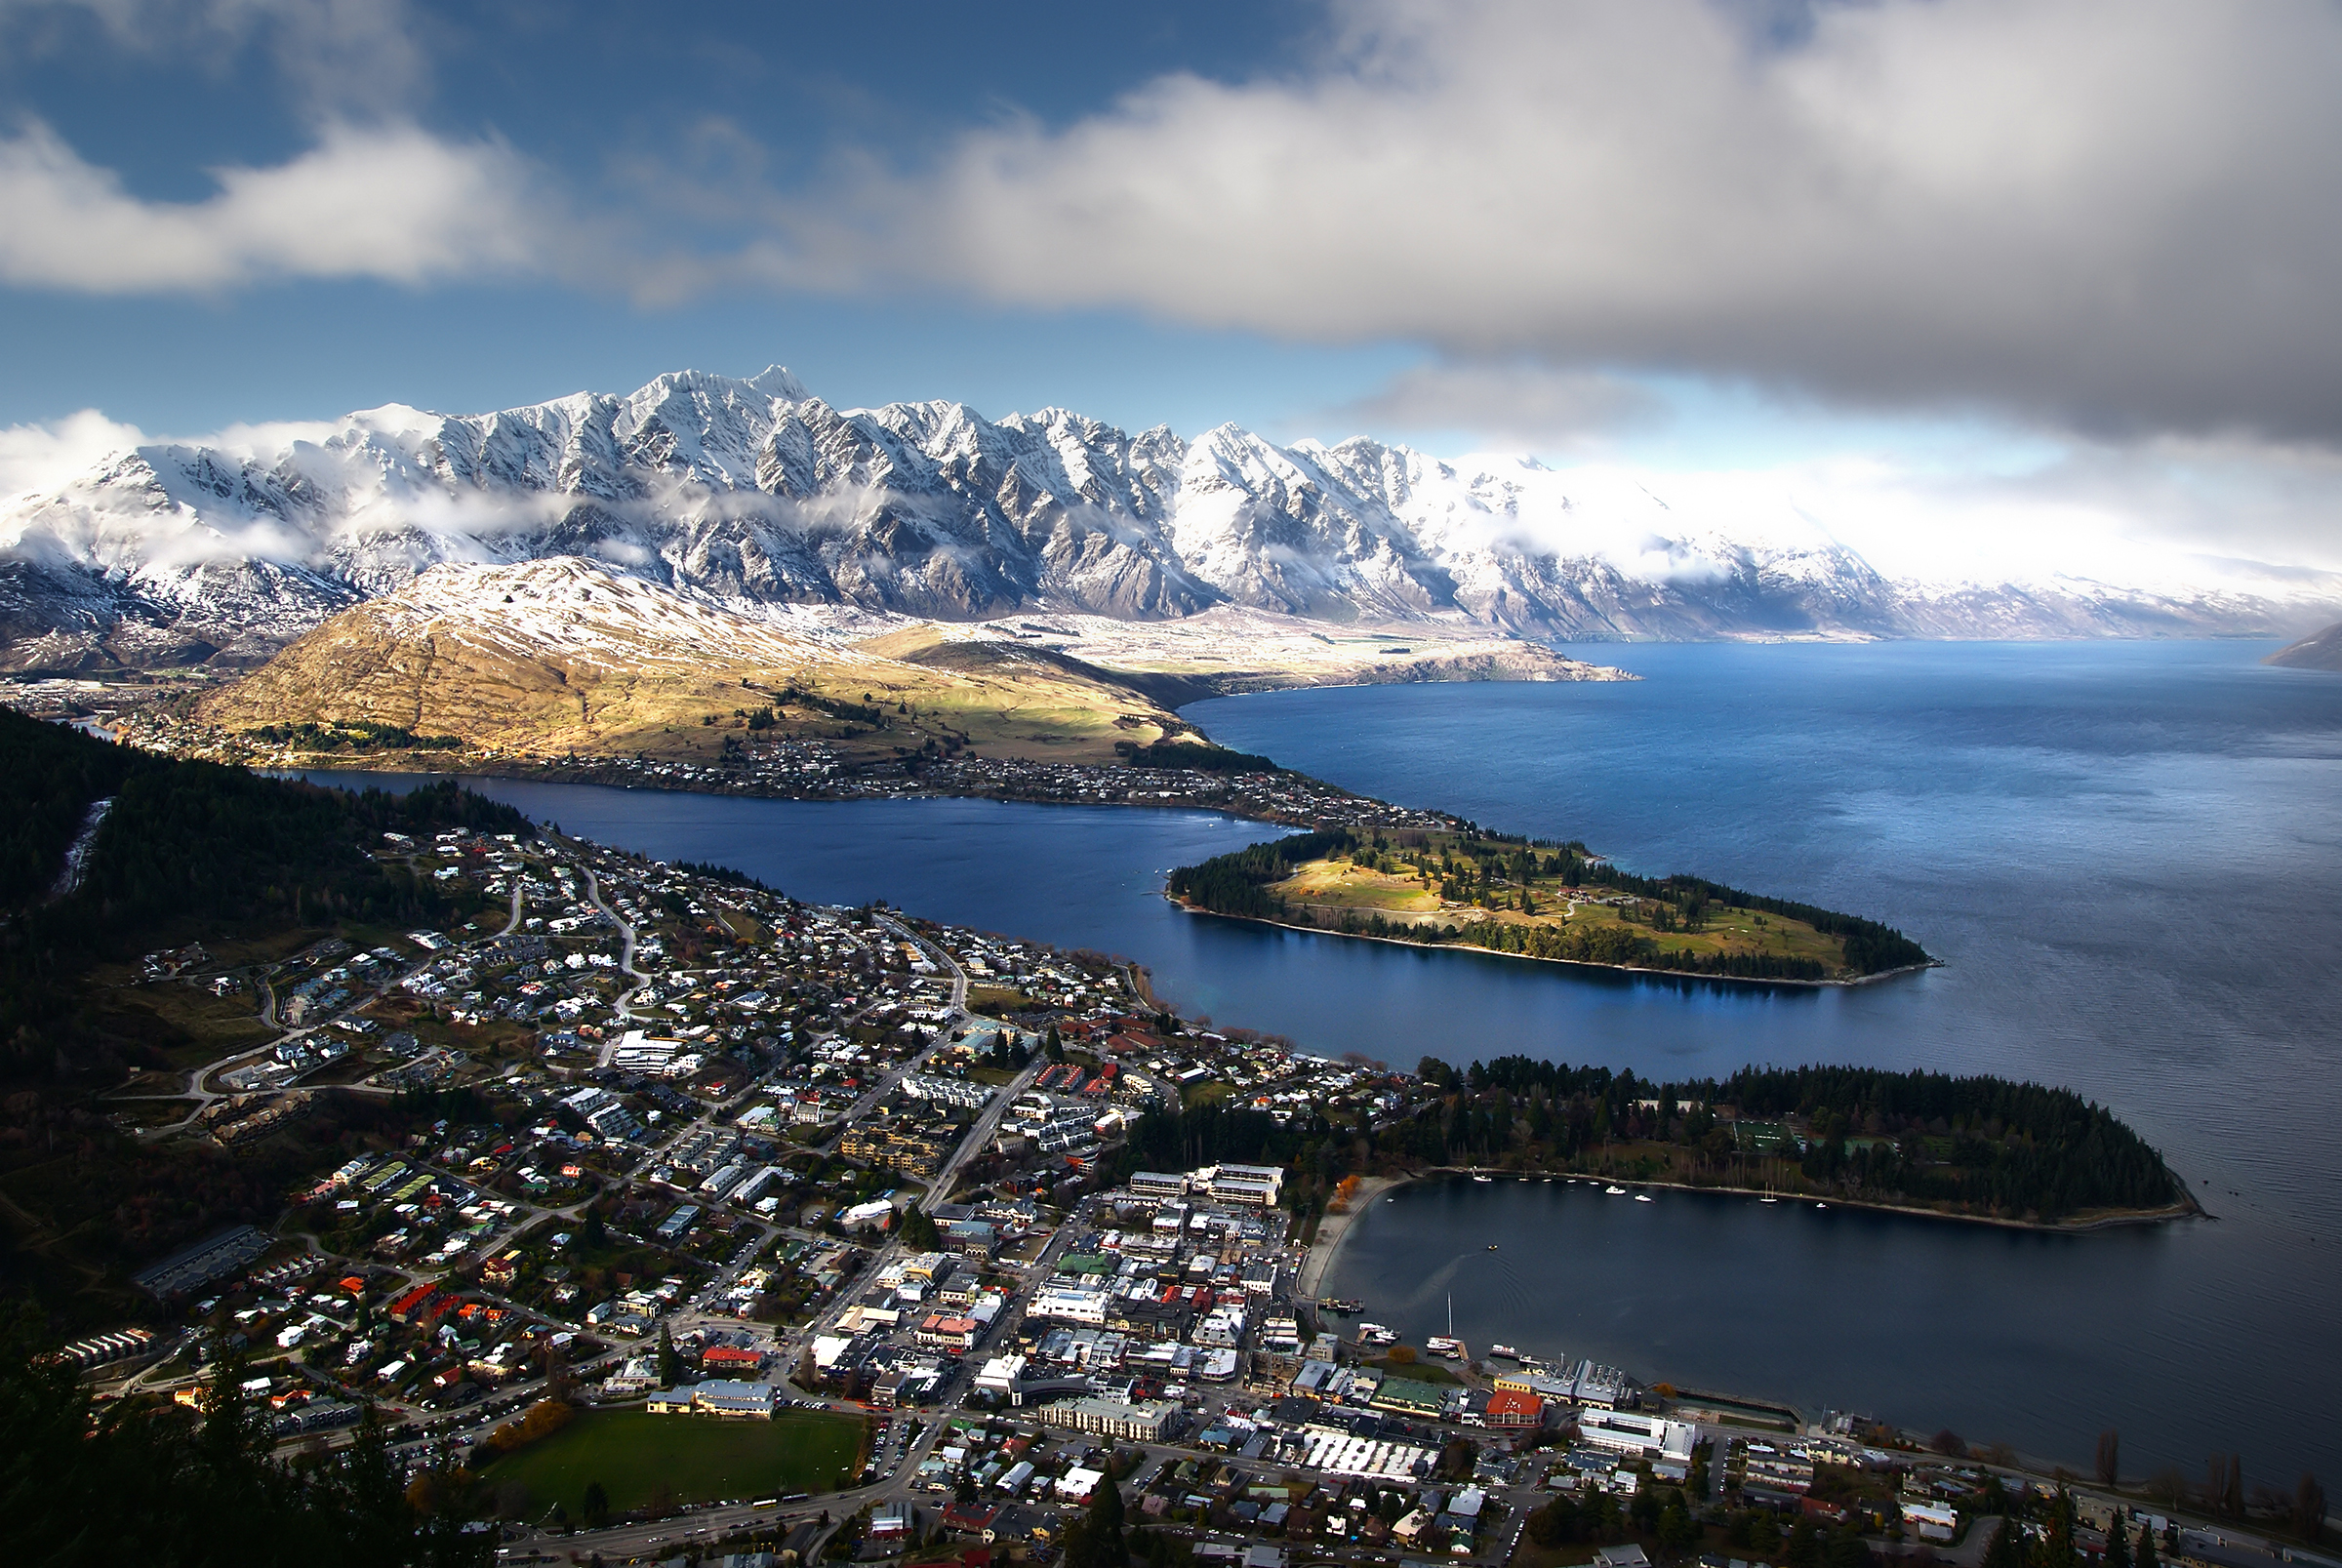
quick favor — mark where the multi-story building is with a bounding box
[1035,1396,1175,1442]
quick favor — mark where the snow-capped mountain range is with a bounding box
[4,366,2337,672]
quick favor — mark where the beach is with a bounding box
[1297,1174,1401,1300]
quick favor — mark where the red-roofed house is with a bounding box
[387,1283,437,1323]
[1485,1388,1546,1428]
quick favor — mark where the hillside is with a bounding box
[0,710,522,1313]
[8,366,2340,673]
[2264,620,2342,669]
[185,557,1633,770]
[194,556,1208,766]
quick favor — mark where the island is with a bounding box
[1166,826,1933,984]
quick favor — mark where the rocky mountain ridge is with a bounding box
[6,366,2339,672]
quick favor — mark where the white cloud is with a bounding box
[814,0,2342,443]
[1324,361,1665,454]
[0,408,146,499]
[0,117,551,292]
[1532,437,2342,590]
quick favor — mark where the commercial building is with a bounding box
[1370,1377,1450,1419]
[1483,1388,1546,1428]
[1901,1503,1958,1543]
[1576,1410,1696,1464]
[1195,1163,1284,1208]
[1034,1395,1176,1442]
[648,1379,779,1419]
[1030,1288,1110,1325]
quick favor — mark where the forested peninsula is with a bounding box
[1165,826,1932,983]
[1114,1055,2190,1228]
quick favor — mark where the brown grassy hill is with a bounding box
[2264,620,2342,670]
[197,557,1197,765]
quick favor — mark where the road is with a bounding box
[581,860,654,1066]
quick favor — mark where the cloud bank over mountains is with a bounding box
[4,367,2338,676]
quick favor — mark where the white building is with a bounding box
[1902,1503,1958,1543]
[1036,1396,1175,1442]
[1576,1410,1696,1464]
[975,1353,1027,1396]
[1194,1162,1283,1208]
[1030,1288,1110,1325]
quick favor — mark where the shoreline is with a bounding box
[1384,1167,2202,1234]
[1297,1175,1396,1299]
[258,754,1389,833]
[1167,898,1941,991]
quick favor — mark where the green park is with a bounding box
[479,1408,866,1520]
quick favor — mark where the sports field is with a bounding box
[480,1407,864,1517]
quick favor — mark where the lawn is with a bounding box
[1270,848,1849,969]
[479,1407,865,1517]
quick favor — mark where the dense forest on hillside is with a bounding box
[0,1333,490,1568]
[0,713,524,1085]
[1165,827,1930,980]
[1114,1054,2180,1224]
[0,711,529,1316]
[0,710,138,905]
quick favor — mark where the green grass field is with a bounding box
[479,1408,864,1517]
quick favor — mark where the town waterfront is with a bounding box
[310,637,2342,1486]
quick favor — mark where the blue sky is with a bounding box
[0,2,1379,436]
[3,1,2340,573]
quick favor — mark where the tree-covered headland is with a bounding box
[1166,826,1931,982]
[1115,1055,2182,1226]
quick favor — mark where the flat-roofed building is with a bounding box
[690,1378,777,1419]
[1576,1409,1694,1463]
[1129,1171,1191,1201]
[1030,1288,1110,1325]
[1369,1377,1449,1419]
[1037,1396,1175,1442]
[1195,1162,1283,1207]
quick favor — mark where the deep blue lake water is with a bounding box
[310,638,2342,1486]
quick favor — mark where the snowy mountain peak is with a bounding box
[5,366,2341,675]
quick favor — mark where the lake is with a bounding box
[309,637,2342,1485]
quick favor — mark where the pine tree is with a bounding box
[2040,1486,2080,1568]
[656,1323,681,1388]
[1065,1473,1128,1568]
[2106,1512,2131,1568]
[1982,1513,2025,1568]
[2136,1523,2161,1568]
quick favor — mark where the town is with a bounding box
[55,817,2324,1568]
[4,676,1457,834]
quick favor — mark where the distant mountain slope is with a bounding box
[7,366,2341,671]
[194,556,1199,764]
[2264,620,2342,669]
